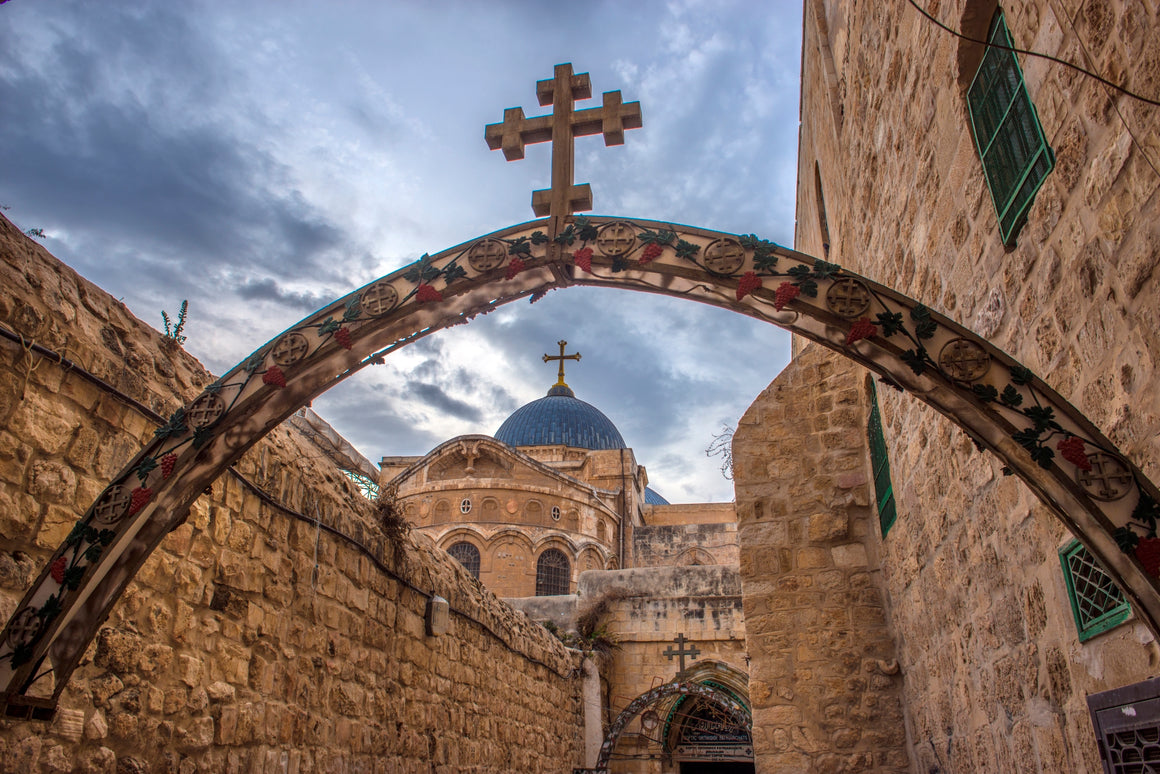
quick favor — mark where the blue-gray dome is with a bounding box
[644,487,669,505]
[494,384,626,450]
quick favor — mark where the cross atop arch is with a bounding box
[485,63,642,232]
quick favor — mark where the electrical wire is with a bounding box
[905,0,1160,107]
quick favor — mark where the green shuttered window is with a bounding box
[1059,540,1131,641]
[867,383,897,537]
[967,11,1055,246]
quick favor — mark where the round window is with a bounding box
[551,506,561,521]
[460,498,472,514]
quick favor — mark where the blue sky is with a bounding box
[0,0,803,502]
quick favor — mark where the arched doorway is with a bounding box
[2,213,1159,709]
[596,680,752,772]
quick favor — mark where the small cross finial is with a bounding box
[485,63,642,234]
[543,340,581,388]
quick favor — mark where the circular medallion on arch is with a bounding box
[271,332,310,367]
[188,394,226,429]
[4,608,41,649]
[467,239,509,273]
[1077,452,1135,501]
[826,278,872,319]
[702,238,745,275]
[596,222,636,257]
[92,484,132,528]
[938,338,991,382]
[360,281,399,317]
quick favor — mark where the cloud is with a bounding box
[0,0,803,503]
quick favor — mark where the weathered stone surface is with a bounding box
[795,1,1160,772]
[0,214,585,772]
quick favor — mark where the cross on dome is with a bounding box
[543,339,581,389]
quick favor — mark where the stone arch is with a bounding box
[3,214,1158,709]
[435,526,488,553]
[674,547,716,567]
[532,533,580,557]
[596,681,752,771]
[576,544,606,574]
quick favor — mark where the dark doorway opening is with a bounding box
[679,762,755,774]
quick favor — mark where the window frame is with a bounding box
[867,382,897,537]
[1059,539,1132,641]
[447,541,481,579]
[966,10,1055,246]
[535,548,571,596]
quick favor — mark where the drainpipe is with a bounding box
[619,448,627,569]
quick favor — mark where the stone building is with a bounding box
[759,0,1160,770]
[1,0,1159,771]
[381,354,754,772]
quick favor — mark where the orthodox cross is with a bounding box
[663,633,701,673]
[543,340,581,388]
[485,63,642,234]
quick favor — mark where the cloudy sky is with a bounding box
[0,0,803,503]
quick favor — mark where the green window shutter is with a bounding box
[867,383,897,537]
[1059,540,1132,641]
[967,11,1055,246]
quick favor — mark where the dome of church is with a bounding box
[644,487,669,505]
[494,383,627,450]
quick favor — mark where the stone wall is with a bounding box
[796,0,1160,770]
[631,520,739,568]
[733,345,910,773]
[0,215,585,772]
[579,566,748,771]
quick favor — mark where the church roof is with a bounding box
[494,383,627,451]
[644,487,670,505]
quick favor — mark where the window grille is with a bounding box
[966,10,1055,246]
[536,548,570,596]
[1059,540,1131,641]
[460,498,472,514]
[1087,677,1160,773]
[867,382,897,537]
[551,506,561,521]
[447,542,480,579]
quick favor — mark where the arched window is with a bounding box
[447,542,481,579]
[536,548,570,596]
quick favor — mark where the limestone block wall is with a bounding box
[733,346,911,773]
[580,566,748,771]
[796,0,1160,771]
[631,522,739,568]
[0,216,584,772]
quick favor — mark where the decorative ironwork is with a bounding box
[596,682,751,771]
[4,609,40,650]
[467,239,508,273]
[5,210,1160,714]
[825,278,871,318]
[271,333,310,366]
[1080,453,1135,501]
[91,485,131,528]
[596,222,636,256]
[1088,677,1160,774]
[663,633,702,673]
[360,281,398,317]
[535,548,570,596]
[938,338,991,381]
[702,238,745,275]
[187,394,226,429]
[672,698,754,762]
[448,542,481,579]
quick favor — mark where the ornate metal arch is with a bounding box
[3,214,1160,713]
[595,681,751,771]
